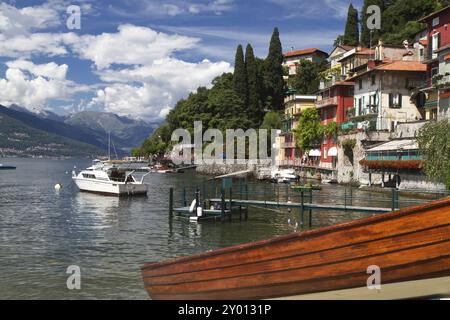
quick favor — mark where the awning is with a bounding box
[308,149,321,157]
[328,147,338,156]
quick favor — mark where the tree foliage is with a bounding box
[288,59,327,94]
[233,44,247,105]
[343,4,360,46]
[417,120,450,190]
[263,27,285,111]
[260,111,282,131]
[245,44,263,125]
[293,108,322,152]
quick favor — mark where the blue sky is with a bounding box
[0,0,363,121]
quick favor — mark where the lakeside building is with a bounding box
[347,59,426,132]
[419,5,450,120]
[277,94,317,166]
[316,81,355,170]
[283,48,328,77]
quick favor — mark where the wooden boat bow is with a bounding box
[141,197,450,300]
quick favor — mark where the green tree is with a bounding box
[264,27,285,111]
[260,111,282,130]
[288,60,327,94]
[135,123,172,158]
[293,108,322,152]
[343,4,360,46]
[245,44,263,126]
[417,120,450,190]
[233,44,247,105]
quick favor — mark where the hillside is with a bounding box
[0,111,102,158]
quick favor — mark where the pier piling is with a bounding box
[169,187,174,218]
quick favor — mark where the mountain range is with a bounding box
[0,104,159,158]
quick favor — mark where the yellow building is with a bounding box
[278,94,317,166]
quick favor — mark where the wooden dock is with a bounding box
[208,198,392,213]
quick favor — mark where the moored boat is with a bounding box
[72,160,149,196]
[141,197,450,300]
[0,164,16,170]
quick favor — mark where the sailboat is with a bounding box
[72,132,149,196]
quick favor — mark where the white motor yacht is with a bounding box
[72,160,149,196]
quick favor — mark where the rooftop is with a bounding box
[284,48,328,58]
[367,139,418,152]
[418,5,450,22]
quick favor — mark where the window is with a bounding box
[432,33,440,59]
[82,174,96,179]
[371,74,376,85]
[432,17,440,27]
[389,93,403,108]
[358,79,363,89]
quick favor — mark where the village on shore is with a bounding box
[258,6,448,191]
[132,5,450,192]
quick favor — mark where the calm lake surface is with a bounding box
[0,158,421,299]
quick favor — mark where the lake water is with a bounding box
[0,158,423,299]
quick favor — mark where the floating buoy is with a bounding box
[197,206,203,217]
[54,183,62,190]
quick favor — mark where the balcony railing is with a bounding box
[319,74,346,90]
[316,96,338,108]
[348,105,378,120]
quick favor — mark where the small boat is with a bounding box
[0,164,16,170]
[142,197,450,300]
[72,160,149,196]
[271,169,299,184]
[291,184,322,191]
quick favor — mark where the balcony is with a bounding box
[316,96,338,108]
[348,105,378,121]
[282,141,296,148]
[319,74,346,90]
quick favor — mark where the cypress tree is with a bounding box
[343,4,360,46]
[360,0,384,47]
[245,44,262,125]
[233,44,247,105]
[264,27,285,111]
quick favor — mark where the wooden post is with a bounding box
[391,188,395,211]
[169,187,174,218]
[344,189,347,209]
[300,190,304,226]
[368,170,372,187]
[349,188,353,206]
[221,188,225,222]
[229,187,232,221]
[285,183,289,202]
[309,189,313,228]
[183,186,187,207]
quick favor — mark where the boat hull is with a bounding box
[0,166,16,170]
[73,178,147,196]
[141,197,450,300]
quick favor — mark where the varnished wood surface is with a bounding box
[141,197,450,300]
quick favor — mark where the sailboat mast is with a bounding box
[108,131,111,161]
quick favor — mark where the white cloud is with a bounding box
[6,60,68,80]
[0,2,60,36]
[0,60,91,110]
[268,0,358,20]
[0,3,233,120]
[71,24,200,69]
[90,58,231,120]
[111,0,235,18]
